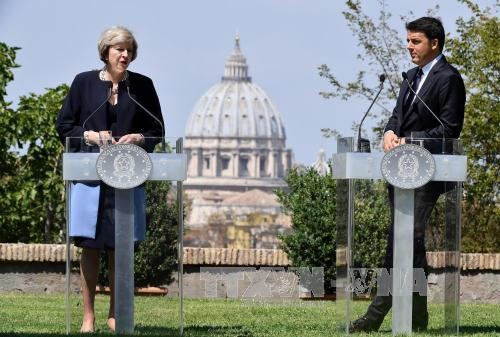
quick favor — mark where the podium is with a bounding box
[333,137,466,335]
[62,137,187,334]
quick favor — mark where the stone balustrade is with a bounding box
[1,243,498,270]
[1,243,498,301]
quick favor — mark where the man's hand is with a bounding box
[117,133,144,145]
[383,131,400,152]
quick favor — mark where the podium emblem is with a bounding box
[381,144,435,189]
[96,144,152,189]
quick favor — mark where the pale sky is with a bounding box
[0,0,495,165]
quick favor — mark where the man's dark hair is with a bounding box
[406,17,445,52]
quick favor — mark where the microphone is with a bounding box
[125,79,165,152]
[402,72,446,154]
[82,82,113,131]
[357,74,386,152]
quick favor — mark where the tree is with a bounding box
[0,43,25,242]
[447,0,499,252]
[0,77,68,242]
[15,86,68,242]
[1,43,69,243]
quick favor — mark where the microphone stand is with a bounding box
[357,74,385,152]
[80,83,113,149]
[125,83,166,152]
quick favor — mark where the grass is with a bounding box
[0,294,498,336]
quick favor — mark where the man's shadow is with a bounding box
[378,325,500,335]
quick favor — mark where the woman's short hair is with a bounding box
[98,26,138,63]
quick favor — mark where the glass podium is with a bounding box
[333,136,466,335]
[63,137,186,334]
[62,134,465,335]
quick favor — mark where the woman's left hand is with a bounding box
[117,133,144,145]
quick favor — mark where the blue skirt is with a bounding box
[70,182,146,251]
[74,183,116,250]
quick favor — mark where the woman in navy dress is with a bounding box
[56,26,163,332]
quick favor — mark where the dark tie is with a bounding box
[403,68,423,114]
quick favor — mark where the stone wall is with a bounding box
[0,244,498,303]
[0,244,81,293]
[0,261,80,294]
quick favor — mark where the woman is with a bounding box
[56,26,164,332]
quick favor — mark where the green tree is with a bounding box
[15,86,68,242]
[0,43,24,242]
[0,43,68,243]
[447,0,500,252]
[0,86,68,243]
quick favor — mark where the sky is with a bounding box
[0,0,496,165]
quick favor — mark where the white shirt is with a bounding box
[414,53,443,97]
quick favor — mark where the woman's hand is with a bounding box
[84,131,100,145]
[117,133,144,145]
[84,130,116,146]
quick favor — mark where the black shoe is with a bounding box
[349,314,383,333]
[412,314,428,332]
[412,297,428,332]
[412,323,428,332]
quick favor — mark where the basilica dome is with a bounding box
[185,37,286,141]
[184,36,292,190]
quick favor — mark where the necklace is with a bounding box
[99,68,128,82]
[100,68,128,96]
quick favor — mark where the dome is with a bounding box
[185,36,286,140]
[184,36,293,187]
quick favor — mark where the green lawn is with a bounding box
[0,294,498,336]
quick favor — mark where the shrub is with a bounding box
[134,180,179,287]
[277,168,391,294]
[352,180,390,268]
[276,167,337,293]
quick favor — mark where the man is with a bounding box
[350,17,465,332]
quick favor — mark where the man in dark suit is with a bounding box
[350,17,465,332]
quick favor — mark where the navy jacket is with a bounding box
[56,70,164,152]
[385,56,465,153]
